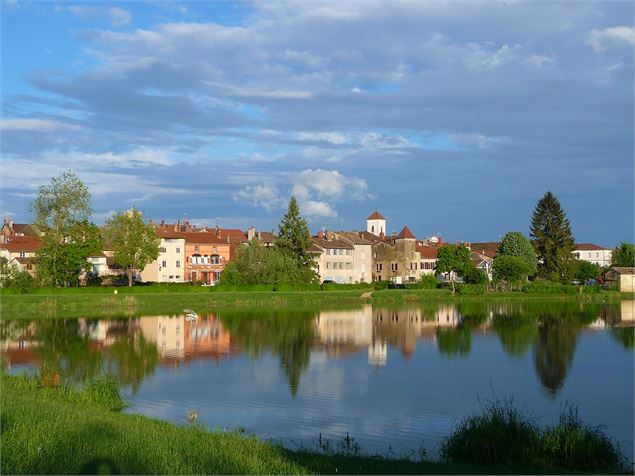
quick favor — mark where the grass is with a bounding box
[2,373,511,475]
[1,286,628,320]
[440,398,628,474]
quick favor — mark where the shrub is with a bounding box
[81,376,125,411]
[464,267,488,285]
[372,280,390,290]
[408,274,439,289]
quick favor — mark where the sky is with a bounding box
[1,0,633,245]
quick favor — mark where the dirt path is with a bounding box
[361,291,373,299]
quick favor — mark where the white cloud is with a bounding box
[301,200,337,218]
[297,131,350,145]
[0,118,80,132]
[234,182,285,212]
[59,5,132,27]
[291,169,368,200]
[586,26,635,51]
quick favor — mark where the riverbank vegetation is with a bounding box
[2,374,628,475]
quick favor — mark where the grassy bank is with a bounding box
[1,286,629,320]
[0,374,496,475]
[2,374,626,475]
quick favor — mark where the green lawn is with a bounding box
[1,375,525,475]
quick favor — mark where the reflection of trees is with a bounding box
[493,312,539,357]
[219,308,317,397]
[436,328,471,357]
[610,327,634,349]
[533,317,578,396]
[33,319,103,383]
[103,333,160,393]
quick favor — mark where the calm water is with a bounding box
[3,300,634,460]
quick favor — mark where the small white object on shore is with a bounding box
[114,290,118,295]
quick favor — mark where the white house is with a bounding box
[573,243,612,267]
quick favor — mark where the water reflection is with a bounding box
[2,301,633,398]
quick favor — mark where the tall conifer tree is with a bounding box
[275,196,316,282]
[530,191,575,281]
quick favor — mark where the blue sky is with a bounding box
[1,0,633,245]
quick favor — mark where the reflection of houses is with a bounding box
[313,307,373,355]
[139,315,235,365]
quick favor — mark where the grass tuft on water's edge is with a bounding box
[440,398,629,474]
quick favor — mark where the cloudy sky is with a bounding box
[1,1,633,244]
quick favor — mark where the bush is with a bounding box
[455,284,486,295]
[372,280,391,290]
[408,274,439,289]
[464,267,489,285]
[441,399,626,472]
[522,279,601,295]
[81,376,125,411]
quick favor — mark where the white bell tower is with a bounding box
[366,211,386,236]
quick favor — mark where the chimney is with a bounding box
[248,226,255,241]
[216,226,220,238]
[8,218,13,230]
[174,220,180,232]
[318,230,325,239]
[257,229,261,239]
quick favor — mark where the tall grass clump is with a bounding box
[80,375,125,411]
[441,399,627,473]
[540,405,625,472]
[440,398,540,466]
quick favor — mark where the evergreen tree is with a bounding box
[275,196,316,282]
[530,192,575,281]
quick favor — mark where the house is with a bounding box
[373,225,423,284]
[416,244,438,276]
[139,228,186,283]
[605,267,635,293]
[179,230,232,284]
[0,219,43,244]
[313,231,373,283]
[312,233,357,284]
[467,242,499,259]
[573,243,612,267]
[247,227,275,247]
[0,235,43,276]
[470,251,493,280]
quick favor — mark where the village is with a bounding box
[0,210,627,289]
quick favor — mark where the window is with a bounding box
[371,225,375,233]
[160,247,167,253]
[346,249,352,255]
[19,252,26,258]
[391,263,398,271]
[346,262,352,269]
[194,245,199,252]
[176,247,181,253]
[376,263,383,271]
[176,261,181,268]
[211,254,220,264]
[326,262,331,269]
[361,251,366,260]
[162,260,167,268]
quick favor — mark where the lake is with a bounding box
[2,300,633,461]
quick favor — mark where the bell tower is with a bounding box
[366,211,386,236]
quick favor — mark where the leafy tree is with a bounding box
[464,267,488,284]
[530,191,575,282]
[37,220,103,287]
[274,196,317,283]
[0,256,35,292]
[573,260,600,282]
[435,244,473,294]
[493,255,532,290]
[104,209,160,286]
[31,171,98,287]
[222,239,313,285]
[497,231,538,276]
[611,242,634,267]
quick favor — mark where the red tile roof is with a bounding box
[0,236,43,253]
[367,211,385,220]
[416,245,438,259]
[575,243,609,251]
[177,231,232,245]
[396,226,416,240]
[311,237,354,250]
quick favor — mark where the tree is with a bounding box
[611,243,634,267]
[221,239,311,286]
[274,196,317,283]
[104,209,160,286]
[435,244,473,294]
[464,267,488,284]
[493,255,532,290]
[31,171,100,287]
[497,231,538,276]
[37,220,102,287]
[573,260,600,282]
[530,191,575,282]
